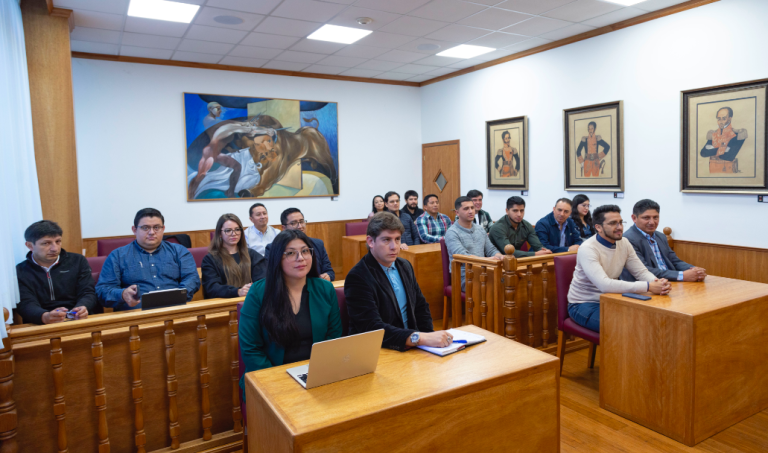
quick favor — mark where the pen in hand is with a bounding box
[450,340,467,344]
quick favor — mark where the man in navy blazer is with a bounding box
[265,208,335,281]
[534,198,583,253]
[620,199,706,282]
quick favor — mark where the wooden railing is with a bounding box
[0,298,245,453]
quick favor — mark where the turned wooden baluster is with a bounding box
[50,338,68,453]
[129,326,146,453]
[502,255,518,341]
[198,316,212,441]
[92,332,109,453]
[165,320,180,449]
[0,309,17,453]
[526,264,534,347]
[465,263,474,326]
[541,264,550,348]
[479,266,488,330]
[229,312,242,433]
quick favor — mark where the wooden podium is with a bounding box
[245,325,560,453]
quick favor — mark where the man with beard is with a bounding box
[575,121,610,177]
[402,190,423,225]
[699,107,748,172]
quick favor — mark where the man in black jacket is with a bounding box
[345,212,452,351]
[16,220,97,324]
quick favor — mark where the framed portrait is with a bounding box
[184,92,339,201]
[681,79,768,194]
[486,116,528,190]
[563,101,624,192]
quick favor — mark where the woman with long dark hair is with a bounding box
[201,214,266,299]
[571,194,595,240]
[238,230,341,394]
[368,195,386,219]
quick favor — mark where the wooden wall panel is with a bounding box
[21,0,82,254]
[673,240,768,284]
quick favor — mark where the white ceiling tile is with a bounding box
[448,59,478,69]
[409,0,487,23]
[193,7,265,31]
[205,0,283,15]
[425,66,457,76]
[53,0,128,15]
[322,0,356,4]
[355,59,404,71]
[303,65,347,74]
[121,33,181,50]
[120,45,173,59]
[340,68,384,78]
[289,39,347,54]
[374,72,414,80]
[317,55,368,67]
[333,44,390,58]
[457,8,531,30]
[354,31,416,49]
[543,0,623,23]
[70,27,121,44]
[177,39,234,55]
[468,31,527,48]
[502,16,571,36]
[271,0,346,22]
[71,10,123,31]
[328,7,402,31]
[539,23,595,41]
[376,49,427,63]
[241,32,300,49]
[466,0,507,5]
[262,60,310,71]
[275,50,326,64]
[504,37,552,52]
[467,47,517,61]
[352,0,431,15]
[413,55,463,66]
[124,17,190,37]
[406,74,434,82]
[425,24,490,42]
[172,51,223,64]
[228,45,283,59]
[634,0,689,12]
[70,40,119,55]
[254,17,322,37]
[219,56,268,67]
[495,0,574,15]
[379,16,450,37]
[582,7,646,28]
[392,63,437,74]
[397,38,458,55]
[184,25,248,44]
[175,0,206,5]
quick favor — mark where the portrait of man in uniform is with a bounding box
[486,116,529,190]
[575,121,611,177]
[699,107,748,174]
[495,130,520,178]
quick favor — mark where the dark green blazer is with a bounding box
[238,277,342,397]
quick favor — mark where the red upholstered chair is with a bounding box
[439,238,464,330]
[345,222,368,236]
[165,237,180,244]
[188,247,208,268]
[210,231,215,241]
[97,237,133,256]
[335,287,349,336]
[554,255,599,375]
[520,242,530,252]
[86,256,107,283]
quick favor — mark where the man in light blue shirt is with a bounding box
[379,261,408,327]
[244,203,279,256]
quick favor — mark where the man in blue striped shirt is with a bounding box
[415,194,452,244]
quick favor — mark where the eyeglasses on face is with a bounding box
[283,248,313,261]
[284,219,307,227]
[138,225,164,233]
[222,228,242,236]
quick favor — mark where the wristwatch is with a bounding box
[410,332,420,346]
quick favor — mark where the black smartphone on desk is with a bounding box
[622,293,651,301]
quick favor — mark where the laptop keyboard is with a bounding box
[297,373,308,383]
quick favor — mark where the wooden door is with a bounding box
[422,140,461,219]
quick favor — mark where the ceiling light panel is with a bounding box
[128,0,200,23]
[308,24,372,44]
[438,44,495,59]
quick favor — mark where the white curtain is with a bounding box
[0,0,43,337]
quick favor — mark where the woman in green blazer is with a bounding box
[239,229,342,397]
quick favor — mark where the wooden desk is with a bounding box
[600,276,768,446]
[341,235,367,276]
[400,243,443,320]
[245,325,560,453]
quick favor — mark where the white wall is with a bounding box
[72,59,422,238]
[420,0,768,248]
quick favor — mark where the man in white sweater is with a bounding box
[567,205,671,332]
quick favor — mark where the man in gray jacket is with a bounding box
[445,197,503,290]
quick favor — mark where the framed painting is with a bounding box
[563,101,624,192]
[681,79,768,194]
[486,116,528,190]
[184,93,339,201]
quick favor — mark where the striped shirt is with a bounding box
[415,212,452,244]
[639,230,683,281]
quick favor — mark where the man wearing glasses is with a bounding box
[264,208,334,281]
[567,205,670,332]
[96,208,200,310]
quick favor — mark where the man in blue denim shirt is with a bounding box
[96,208,200,310]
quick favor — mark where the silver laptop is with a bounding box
[286,329,385,389]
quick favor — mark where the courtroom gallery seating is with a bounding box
[189,246,208,268]
[439,238,464,330]
[345,221,367,236]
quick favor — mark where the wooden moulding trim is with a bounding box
[452,254,502,266]
[674,239,768,254]
[508,250,577,267]
[49,7,74,33]
[419,0,720,87]
[71,52,421,88]
[423,139,460,148]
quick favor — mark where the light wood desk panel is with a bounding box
[399,243,443,320]
[341,235,367,277]
[600,276,768,446]
[246,325,559,453]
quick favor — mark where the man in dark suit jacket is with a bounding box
[621,199,707,282]
[535,198,583,254]
[266,208,335,281]
[345,212,452,351]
